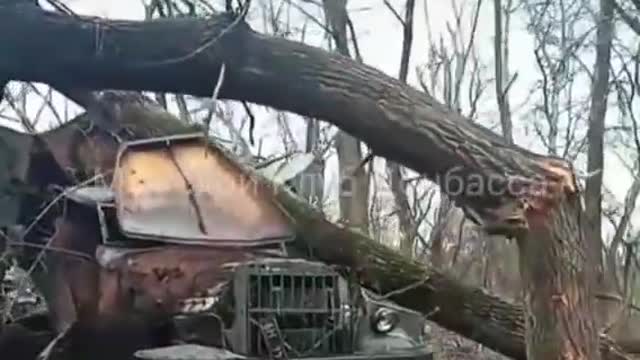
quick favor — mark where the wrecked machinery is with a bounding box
[41,133,434,360]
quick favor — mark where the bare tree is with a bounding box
[584,0,614,299]
[523,0,594,158]
[414,0,487,269]
[321,0,369,233]
[382,0,418,256]
[493,0,515,145]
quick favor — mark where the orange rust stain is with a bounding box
[96,246,255,317]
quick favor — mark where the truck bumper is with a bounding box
[135,345,434,360]
[275,351,434,360]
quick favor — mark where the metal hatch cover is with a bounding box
[111,134,295,247]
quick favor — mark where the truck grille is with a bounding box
[233,260,355,358]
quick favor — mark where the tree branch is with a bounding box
[612,0,640,35]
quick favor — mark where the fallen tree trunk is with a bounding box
[0,3,610,358]
[0,3,575,215]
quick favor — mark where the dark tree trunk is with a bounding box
[322,0,370,234]
[0,3,615,359]
[584,0,614,298]
[387,0,418,257]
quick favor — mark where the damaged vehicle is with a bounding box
[28,133,435,360]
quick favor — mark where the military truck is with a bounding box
[58,133,434,360]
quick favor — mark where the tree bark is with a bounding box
[0,3,604,359]
[517,198,601,359]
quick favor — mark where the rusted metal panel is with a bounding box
[44,208,103,332]
[95,245,255,317]
[111,134,295,247]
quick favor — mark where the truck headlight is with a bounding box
[370,308,398,334]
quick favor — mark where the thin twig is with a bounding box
[383,0,405,25]
[36,322,72,360]
[203,62,226,138]
[44,0,77,17]
[379,277,432,300]
[286,0,333,35]
[5,240,96,263]
[241,101,256,145]
[130,4,250,67]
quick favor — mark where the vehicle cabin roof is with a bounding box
[111,133,295,247]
